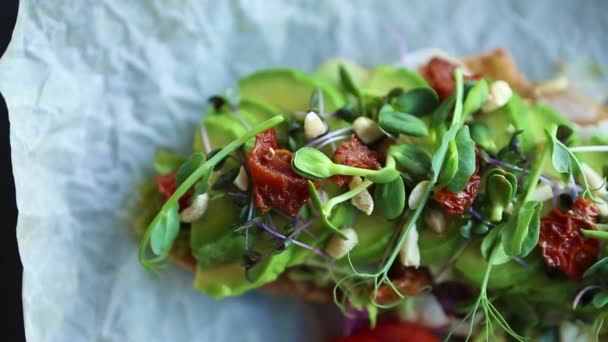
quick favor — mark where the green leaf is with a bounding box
[194,231,247,270]
[307,181,347,239]
[469,122,496,152]
[390,144,432,179]
[486,171,516,222]
[447,126,476,192]
[436,140,459,188]
[393,87,439,116]
[375,177,406,220]
[292,147,399,183]
[462,79,489,117]
[584,256,608,278]
[176,152,207,187]
[592,292,608,309]
[378,104,429,138]
[502,201,542,257]
[149,204,180,256]
[154,149,187,174]
[481,225,511,265]
[545,130,571,174]
[339,65,362,97]
[430,95,455,128]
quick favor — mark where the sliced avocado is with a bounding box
[194,247,293,299]
[453,240,536,290]
[190,195,239,253]
[364,65,428,97]
[315,58,370,91]
[419,227,462,266]
[238,68,346,113]
[347,211,397,263]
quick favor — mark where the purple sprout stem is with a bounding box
[226,192,248,198]
[307,126,353,147]
[316,135,351,150]
[512,257,534,270]
[572,285,603,310]
[287,220,315,240]
[254,221,329,259]
[468,207,485,222]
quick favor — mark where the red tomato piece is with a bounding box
[331,135,382,187]
[420,57,481,100]
[538,197,600,281]
[155,173,192,211]
[247,129,313,216]
[329,321,440,342]
[433,174,481,216]
[374,267,433,305]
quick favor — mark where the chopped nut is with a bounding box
[180,193,209,223]
[352,116,384,144]
[233,166,248,191]
[482,80,513,113]
[349,176,374,215]
[325,228,358,259]
[531,183,554,203]
[304,111,327,141]
[399,224,420,268]
[409,180,430,210]
[424,209,446,234]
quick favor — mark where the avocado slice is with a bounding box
[419,227,462,266]
[315,58,370,91]
[190,195,239,253]
[238,68,346,113]
[347,210,397,263]
[453,240,536,290]
[364,65,429,97]
[194,247,293,299]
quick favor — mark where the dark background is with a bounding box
[1,0,24,341]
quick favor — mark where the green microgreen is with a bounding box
[374,176,406,220]
[469,122,497,152]
[139,115,285,274]
[333,68,466,313]
[307,179,373,239]
[485,169,517,222]
[378,104,429,138]
[389,144,432,180]
[447,125,477,192]
[292,147,399,183]
[462,79,489,120]
[392,87,439,116]
[501,200,542,257]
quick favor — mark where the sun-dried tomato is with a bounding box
[248,129,313,216]
[420,57,482,100]
[433,174,481,216]
[538,197,600,281]
[155,173,193,211]
[374,267,432,304]
[331,135,382,187]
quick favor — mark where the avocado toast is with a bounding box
[133,48,608,341]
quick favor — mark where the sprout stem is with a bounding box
[569,145,608,153]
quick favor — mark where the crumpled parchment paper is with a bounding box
[1,1,607,341]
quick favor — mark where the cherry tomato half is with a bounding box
[329,320,440,342]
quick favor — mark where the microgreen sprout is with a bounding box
[139,116,285,274]
[292,147,399,183]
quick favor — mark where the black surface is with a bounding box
[1,0,24,341]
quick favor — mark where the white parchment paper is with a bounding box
[1,1,607,341]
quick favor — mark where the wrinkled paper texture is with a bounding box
[1,0,607,341]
